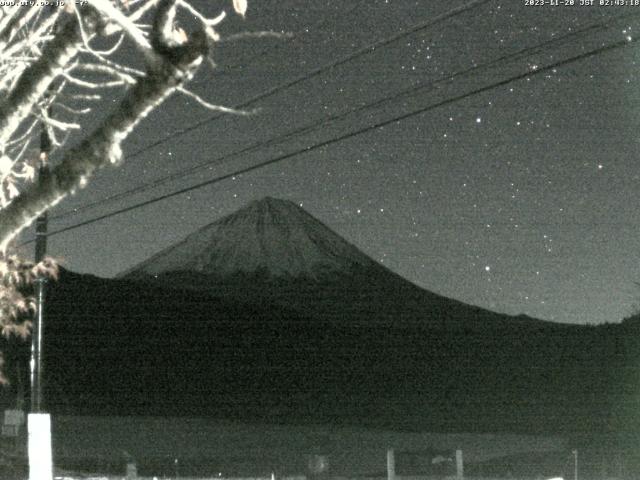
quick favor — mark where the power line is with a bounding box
[112,0,493,155]
[20,32,639,245]
[50,8,637,222]
[50,1,373,221]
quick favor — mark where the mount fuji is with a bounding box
[121,196,378,279]
[120,196,545,329]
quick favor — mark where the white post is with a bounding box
[126,462,137,479]
[387,449,395,480]
[455,449,463,479]
[28,413,52,480]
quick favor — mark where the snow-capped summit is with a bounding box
[122,197,377,279]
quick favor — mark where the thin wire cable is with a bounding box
[19,33,639,246]
[50,0,372,221]
[119,0,493,156]
[50,9,638,221]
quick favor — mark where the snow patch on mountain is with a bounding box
[121,197,378,279]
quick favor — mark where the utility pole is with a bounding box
[28,115,53,480]
[572,449,578,480]
[31,126,50,412]
[386,449,395,480]
[455,449,464,479]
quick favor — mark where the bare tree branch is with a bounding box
[0,9,103,146]
[87,0,152,54]
[0,0,210,250]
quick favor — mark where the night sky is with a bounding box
[17,0,640,325]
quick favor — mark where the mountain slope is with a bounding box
[7,267,626,439]
[121,197,552,329]
[121,197,378,279]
